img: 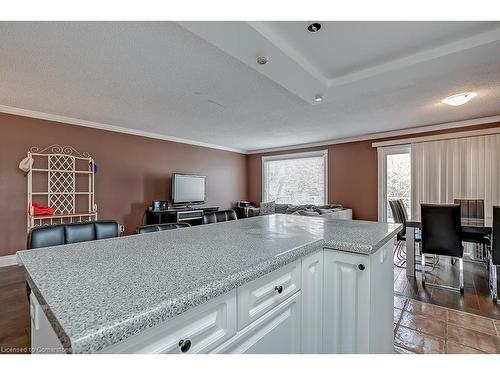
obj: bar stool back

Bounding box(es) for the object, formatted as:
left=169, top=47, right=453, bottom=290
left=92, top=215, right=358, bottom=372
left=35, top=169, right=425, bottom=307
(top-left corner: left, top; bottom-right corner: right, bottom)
left=491, top=206, right=500, bottom=303
left=421, top=204, right=464, bottom=294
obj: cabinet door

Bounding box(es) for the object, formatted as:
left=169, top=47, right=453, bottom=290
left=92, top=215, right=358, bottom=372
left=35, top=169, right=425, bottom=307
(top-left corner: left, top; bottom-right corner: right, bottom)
left=213, top=292, right=301, bottom=354
left=301, top=250, right=323, bottom=353
left=323, top=250, right=370, bottom=354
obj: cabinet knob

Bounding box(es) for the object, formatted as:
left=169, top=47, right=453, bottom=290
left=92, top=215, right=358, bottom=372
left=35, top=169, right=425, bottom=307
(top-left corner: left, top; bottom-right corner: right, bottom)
left=178, top=339, right=191, bottom=353
left=358, top=264, right=365, bottom=271
left=274, top=285, right=283, bottom=294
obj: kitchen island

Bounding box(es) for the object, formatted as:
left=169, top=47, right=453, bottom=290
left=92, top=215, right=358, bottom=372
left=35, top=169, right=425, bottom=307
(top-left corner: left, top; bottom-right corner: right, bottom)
left=17, top=214, right=401, bottom=354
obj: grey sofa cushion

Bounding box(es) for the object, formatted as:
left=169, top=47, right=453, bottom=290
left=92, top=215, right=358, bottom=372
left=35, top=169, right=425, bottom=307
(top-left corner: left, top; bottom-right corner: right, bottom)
left=267, top=203, right=345, bottom=216
left=275, top=203, right=289, bottom=214
left=298, top=210, right=320, bottom=216
left=315, top=203, right=342, bottom=210
left=286, top=204, right=313, bottom=214
left=259, top=201, right=276, bottom=216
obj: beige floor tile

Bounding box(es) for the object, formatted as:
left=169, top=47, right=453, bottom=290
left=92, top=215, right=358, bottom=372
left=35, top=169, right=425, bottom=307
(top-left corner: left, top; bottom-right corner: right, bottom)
left=447, top=309, right=497, bottom=336
left=494, top=320, right=500, bottom=336
left=446, top=341, right=487, bottom=354
left=399, top=310, right=446, bottom=338
left=394, top=345, right=415, bottom=354
left=405, top=299, right=447, bottom=322
left=394, top=326, right=445, bottom=354
left=447, top=324, right=500, bottom=354
left=394, top=295, right=406, bottom=309
left=394, top=308, right=402, bottom=325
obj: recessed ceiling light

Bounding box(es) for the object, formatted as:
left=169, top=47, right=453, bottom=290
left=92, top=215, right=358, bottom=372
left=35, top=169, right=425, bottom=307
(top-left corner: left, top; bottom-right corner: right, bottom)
left=256, top=56, right=268, bottom=65
left=307, top=23, right=322, bottom=33
left=313, top=94, right=323, bottom=103
left=442, top=92, right=477, bottom=106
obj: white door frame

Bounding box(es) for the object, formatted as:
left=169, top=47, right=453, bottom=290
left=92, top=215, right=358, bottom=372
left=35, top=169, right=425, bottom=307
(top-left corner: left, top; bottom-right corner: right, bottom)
left=377, top=144, right=411, bottom=222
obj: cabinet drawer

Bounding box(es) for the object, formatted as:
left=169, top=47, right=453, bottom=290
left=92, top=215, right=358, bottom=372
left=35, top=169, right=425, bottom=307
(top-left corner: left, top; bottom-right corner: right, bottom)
left=100, top=290, right=236, bottom=354
left=212, top=292, right=302, bottom=354
left=237, top=260, right=301, bottom=330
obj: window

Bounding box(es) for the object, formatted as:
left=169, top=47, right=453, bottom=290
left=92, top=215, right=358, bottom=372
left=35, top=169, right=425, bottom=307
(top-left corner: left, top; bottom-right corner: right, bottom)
left=377, top=145, right=411, bottom=222
left=262, top=150, right=328, bottom=205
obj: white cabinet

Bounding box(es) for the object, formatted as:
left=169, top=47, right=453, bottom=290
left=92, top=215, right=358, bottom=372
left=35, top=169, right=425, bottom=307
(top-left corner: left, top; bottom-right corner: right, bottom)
left=301, top=251, right=323, bottom=353
left=212, top=292, right=301, bottom=354
left=323, top=242, right=393, bottom=354
left=100, top=290, right=237, bottom=354
left=32, top=241, right=395, bottom=354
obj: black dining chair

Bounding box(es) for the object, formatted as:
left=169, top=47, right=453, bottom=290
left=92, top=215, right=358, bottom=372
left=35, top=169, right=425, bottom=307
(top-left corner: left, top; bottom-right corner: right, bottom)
left=389, top=199, right=421, bottom=267
left=202, top=210, right=237, bottom=224
left=137, top=222, right=190, bottom=234
left=421, top=204, right=464, bottom=294
left=453, top=199, right=490, bottom=251
left=490, top=206, right=500, bottom=303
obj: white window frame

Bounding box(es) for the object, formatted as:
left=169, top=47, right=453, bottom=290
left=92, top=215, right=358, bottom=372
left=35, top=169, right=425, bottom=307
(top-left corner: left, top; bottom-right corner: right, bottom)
left=377, top=144, right=411, bottom=222
left=261, top=150, right=328, bottom=205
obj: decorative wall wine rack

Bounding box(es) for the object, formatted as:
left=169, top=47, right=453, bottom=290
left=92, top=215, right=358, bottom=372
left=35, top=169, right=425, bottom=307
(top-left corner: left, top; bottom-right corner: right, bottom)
left=26, top=144, right=97, bottom=232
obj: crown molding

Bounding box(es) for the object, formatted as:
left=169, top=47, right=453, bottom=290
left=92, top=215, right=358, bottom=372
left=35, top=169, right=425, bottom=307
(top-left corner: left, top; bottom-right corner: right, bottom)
left=0, top=105, right=247, bottom=154
left=247, top=115, right=500, bottom=154
left=3, top=105, right=500, bottom=156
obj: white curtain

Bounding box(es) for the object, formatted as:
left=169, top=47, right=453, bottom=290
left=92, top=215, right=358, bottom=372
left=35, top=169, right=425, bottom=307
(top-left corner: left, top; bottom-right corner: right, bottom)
left=411, top=134, right=500, bottom=220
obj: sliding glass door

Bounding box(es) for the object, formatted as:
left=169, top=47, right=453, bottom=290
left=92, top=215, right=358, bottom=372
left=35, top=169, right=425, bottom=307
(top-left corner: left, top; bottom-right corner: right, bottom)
left=378, top=145, right=411, bottom=222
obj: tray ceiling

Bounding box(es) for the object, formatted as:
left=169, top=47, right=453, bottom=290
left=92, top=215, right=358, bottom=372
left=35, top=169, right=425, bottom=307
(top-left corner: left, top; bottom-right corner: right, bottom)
left=1, top=21, right=500, bottom=152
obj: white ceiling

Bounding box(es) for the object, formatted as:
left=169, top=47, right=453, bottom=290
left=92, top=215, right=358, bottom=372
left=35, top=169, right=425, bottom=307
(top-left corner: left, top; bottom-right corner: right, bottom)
left=1, top=21, right=500, bottom=153
left=262, top=21, right=498, bottom=79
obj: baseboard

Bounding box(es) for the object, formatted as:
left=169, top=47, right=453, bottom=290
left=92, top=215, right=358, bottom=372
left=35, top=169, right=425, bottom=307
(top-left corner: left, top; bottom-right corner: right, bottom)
left=0, top=254, right=18, bottom=267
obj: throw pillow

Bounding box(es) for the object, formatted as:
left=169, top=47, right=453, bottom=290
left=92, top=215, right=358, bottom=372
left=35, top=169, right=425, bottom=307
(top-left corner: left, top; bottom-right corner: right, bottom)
left=317, top=208, right=334, bottom=215
left=259, top=201, right=276, bottom=216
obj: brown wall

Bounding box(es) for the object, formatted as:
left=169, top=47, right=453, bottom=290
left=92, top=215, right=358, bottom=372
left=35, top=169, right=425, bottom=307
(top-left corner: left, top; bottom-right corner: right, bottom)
left=247, top=122, right=500, bottom=221
left=0, top=113, right=247, bottom=257
left=2, top=112, right=500, bottom=258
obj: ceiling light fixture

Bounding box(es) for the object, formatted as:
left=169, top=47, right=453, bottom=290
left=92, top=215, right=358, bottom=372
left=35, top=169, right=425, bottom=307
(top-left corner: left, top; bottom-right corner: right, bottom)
left=442, top=92, right=477, bottom=106
left=307, top=23, right=322, bottom=33
left=313, top=94, right=323, bottom=103
left=256, top=56, right=268, bottom=65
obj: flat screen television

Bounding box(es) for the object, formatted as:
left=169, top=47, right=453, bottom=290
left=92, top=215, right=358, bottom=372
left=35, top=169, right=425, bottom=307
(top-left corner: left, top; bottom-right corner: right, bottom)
left=171, top=173, right=206, bottom=205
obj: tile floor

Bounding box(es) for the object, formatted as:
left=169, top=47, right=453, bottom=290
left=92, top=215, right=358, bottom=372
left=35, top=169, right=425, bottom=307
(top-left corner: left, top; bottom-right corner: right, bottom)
left=394, top=247, right=500, bottom=320
left=393, top=295, right=500, bottom=354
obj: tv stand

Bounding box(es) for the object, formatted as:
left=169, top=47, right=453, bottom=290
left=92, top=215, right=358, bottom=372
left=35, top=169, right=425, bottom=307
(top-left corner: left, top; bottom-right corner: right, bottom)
left=145, top=206, right=219, bottom=226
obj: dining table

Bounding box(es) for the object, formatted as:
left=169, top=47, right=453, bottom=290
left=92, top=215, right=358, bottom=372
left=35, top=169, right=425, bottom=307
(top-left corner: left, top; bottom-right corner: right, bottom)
left=405, top=217, right=492, bottom=277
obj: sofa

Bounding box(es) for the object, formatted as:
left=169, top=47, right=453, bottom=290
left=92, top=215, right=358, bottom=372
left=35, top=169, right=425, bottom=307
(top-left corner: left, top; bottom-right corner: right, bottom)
left=250, top=202, right=352, bottom=220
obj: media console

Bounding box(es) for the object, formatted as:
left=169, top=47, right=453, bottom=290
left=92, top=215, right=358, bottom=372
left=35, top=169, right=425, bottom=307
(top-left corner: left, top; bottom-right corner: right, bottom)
left=145, top=206, right=219, bottom=226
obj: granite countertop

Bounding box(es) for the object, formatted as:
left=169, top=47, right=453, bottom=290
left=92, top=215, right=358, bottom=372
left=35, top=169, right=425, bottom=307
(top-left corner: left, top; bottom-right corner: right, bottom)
left=16, top=214, right=401, bottom=353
